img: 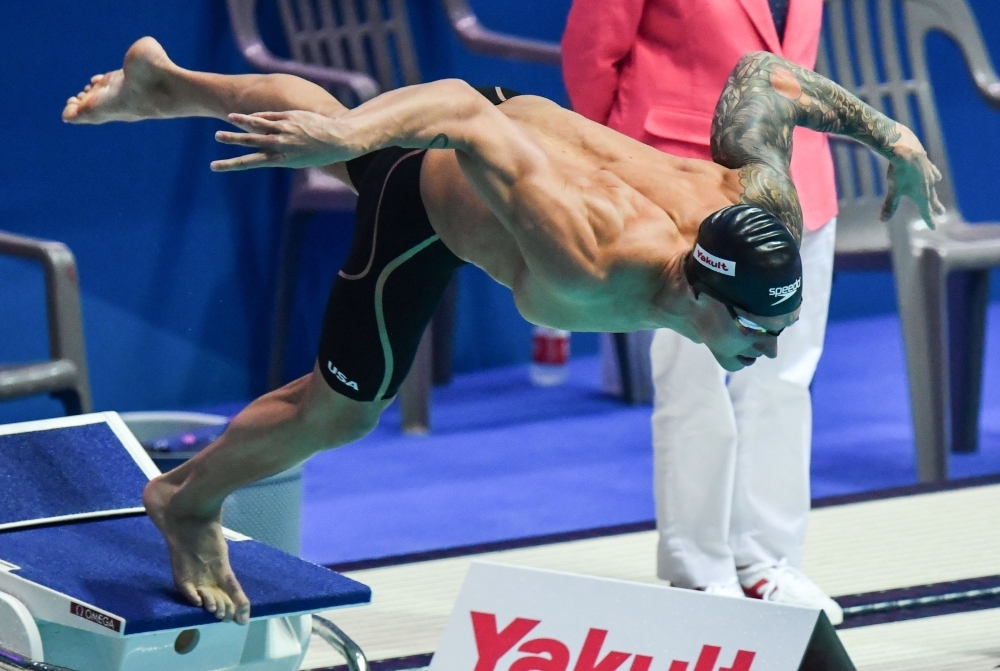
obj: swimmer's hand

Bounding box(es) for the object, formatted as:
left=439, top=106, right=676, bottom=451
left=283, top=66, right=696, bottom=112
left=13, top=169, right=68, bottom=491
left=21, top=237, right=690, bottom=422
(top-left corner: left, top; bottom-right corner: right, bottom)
left=880, top=125, right=946, bottom=229
left=211, top=111, right=353, bottom=171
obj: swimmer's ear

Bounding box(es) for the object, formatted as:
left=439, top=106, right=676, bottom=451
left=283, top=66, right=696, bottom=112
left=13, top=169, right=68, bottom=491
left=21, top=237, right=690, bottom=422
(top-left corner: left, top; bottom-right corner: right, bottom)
left=682, top=253, right=702, bottom=300
left=686, top=274, right=705, bottom=302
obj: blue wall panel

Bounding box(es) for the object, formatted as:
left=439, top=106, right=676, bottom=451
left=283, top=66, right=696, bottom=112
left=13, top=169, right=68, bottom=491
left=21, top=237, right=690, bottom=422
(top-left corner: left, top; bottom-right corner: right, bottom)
left=0, top=0, right=997, bottom=421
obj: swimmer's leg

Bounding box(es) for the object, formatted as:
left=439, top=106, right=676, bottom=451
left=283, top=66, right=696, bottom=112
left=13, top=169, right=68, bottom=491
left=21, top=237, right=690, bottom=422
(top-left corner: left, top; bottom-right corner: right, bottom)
left=63, top=36, right=354, bottom=184
left=68, top=37, right=385, bottom=624
left=143, top=363, right=390, bottom=625
left=62, top=36, right=347, bottom=123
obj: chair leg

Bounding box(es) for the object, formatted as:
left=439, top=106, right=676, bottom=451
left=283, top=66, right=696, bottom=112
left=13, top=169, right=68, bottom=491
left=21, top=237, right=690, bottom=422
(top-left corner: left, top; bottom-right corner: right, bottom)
left=399, top=326, right=433, bottom=435
left=897, top=248, right=950, bottom=482
left=58, top=377, right=93, bottom=415
left=612, top=333, right=635, bottom=405
left=431, top=275, right=459, bottom=386
left=72, top=374, right=93, bottom=414
left=948, top=270, right=989, bottom=454
left=889, top=215, right=950, bottom=483
left=612, top=331, right=654, bottom=405
left=74, top=378, right=92, bottom=414
left=51, top=388, right=83, bottom=416
left=268, top=211, right=309, bottom=391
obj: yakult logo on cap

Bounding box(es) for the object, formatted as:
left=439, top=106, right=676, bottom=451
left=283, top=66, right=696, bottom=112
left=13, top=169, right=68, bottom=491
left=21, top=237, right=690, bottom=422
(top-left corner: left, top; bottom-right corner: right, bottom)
left=769, top=277, right=801, bottom=305
left=694, top=244, right=736, bottom=276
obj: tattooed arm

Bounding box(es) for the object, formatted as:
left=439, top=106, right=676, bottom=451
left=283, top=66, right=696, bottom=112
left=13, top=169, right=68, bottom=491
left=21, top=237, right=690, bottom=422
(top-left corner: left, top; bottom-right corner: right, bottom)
left=711, top=51, right=945, bottom=237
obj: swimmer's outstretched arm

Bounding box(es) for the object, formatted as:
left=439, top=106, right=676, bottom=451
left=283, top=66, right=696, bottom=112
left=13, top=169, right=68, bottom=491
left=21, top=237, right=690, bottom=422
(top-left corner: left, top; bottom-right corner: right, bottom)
left=211, top=79, right=540, bottom=171
left=711, top=51, right=945, bottom=237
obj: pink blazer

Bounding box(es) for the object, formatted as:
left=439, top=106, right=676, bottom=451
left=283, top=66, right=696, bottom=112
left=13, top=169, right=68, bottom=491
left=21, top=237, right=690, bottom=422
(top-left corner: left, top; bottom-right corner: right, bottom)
left=562, top=0, right=837, bottom=231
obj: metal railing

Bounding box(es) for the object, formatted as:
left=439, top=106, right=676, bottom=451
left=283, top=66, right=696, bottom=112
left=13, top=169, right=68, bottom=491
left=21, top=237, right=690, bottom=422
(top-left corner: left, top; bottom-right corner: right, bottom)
left=0, top=644, right=74, bottom=671
left=313, top=615, right=369, bottom=671
left=440, top=0, right=561, bottom=64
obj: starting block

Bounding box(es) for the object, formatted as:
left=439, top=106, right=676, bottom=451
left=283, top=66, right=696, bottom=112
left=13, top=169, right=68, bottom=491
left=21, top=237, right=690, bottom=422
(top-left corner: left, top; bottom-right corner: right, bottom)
left=0, top=413, right=371, bottom=671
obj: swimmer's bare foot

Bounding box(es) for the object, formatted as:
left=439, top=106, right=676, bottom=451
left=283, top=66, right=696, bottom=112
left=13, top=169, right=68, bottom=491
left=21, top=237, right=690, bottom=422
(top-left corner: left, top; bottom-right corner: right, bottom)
left=63, top=37, right=176, bottom=124
left=143, top=476, right=251, bottom=625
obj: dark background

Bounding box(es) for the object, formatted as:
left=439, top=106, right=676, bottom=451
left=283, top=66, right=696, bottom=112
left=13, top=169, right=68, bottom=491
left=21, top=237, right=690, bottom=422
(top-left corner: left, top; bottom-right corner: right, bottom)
left=1, top=0, right=999, bottom=421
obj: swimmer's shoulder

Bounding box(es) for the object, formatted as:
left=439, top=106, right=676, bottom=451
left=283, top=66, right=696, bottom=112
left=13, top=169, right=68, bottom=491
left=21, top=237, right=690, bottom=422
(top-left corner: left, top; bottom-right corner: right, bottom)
left=498, top=94, right=565, bottom=119
left=500, top=95, right=613, bottom=152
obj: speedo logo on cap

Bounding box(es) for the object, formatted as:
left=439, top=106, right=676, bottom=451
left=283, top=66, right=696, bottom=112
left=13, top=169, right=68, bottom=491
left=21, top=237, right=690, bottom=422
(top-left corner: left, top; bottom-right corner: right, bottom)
left=769, top=277, right=802, bottom=305
left=693, top=244, right=736, bottom=276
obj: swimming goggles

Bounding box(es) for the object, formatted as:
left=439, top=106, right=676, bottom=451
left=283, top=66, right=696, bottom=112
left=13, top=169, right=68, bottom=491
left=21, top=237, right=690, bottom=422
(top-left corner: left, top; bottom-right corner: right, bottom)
left=727, top=305, right=784, bottom=337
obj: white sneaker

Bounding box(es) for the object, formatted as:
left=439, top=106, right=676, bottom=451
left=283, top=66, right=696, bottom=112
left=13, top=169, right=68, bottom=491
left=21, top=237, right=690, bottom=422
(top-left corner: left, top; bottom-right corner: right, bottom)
left=738, top=559, right=844, bottom=625
left=700, top=577, right=747, bottom=599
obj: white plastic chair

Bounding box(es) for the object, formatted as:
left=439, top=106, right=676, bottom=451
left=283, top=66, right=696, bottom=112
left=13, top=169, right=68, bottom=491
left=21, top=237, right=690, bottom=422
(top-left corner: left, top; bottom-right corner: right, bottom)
left=817, top=0, right=1000, bottom=481
left=0, top=231, right=92, bottom=415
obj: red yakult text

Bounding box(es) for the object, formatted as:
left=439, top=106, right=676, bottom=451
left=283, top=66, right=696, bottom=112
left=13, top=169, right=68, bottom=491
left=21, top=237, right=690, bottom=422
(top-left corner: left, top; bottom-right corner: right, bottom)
left=470, top=612, right=755, bottom=671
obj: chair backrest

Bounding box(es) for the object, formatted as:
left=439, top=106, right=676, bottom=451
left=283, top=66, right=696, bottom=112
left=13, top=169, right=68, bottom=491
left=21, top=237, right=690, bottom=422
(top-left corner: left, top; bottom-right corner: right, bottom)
left=272, top=0, right=422, bottom=94
left=816, top=0, right=996, bottom=264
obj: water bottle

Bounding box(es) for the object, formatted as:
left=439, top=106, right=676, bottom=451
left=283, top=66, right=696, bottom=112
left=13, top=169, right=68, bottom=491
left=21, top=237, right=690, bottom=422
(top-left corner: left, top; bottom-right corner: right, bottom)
left=530, top=326, right=571, bottom=386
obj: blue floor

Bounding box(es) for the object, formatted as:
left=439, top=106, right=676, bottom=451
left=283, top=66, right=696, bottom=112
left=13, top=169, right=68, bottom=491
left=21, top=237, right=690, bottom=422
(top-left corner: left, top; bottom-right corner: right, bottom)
left=299, top=307, right=1000, bottom=566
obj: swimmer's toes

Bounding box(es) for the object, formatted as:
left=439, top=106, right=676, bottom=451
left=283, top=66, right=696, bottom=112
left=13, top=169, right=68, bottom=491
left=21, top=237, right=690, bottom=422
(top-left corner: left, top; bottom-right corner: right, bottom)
left=179, top=582, right=203, bottom=607
left=225, top=578, right=251, bottom=625
left=235, top=602, right=251, bottom=626
left=65, top=39, right=175, bottom=124
left=197, top=587, right=217, bottom=615
left=214, top=593, right=231, bottom=621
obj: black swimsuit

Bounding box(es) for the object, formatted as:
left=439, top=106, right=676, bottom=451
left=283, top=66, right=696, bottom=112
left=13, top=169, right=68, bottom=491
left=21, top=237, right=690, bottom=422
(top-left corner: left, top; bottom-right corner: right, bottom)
left=316, top=86, right=522, bottom=401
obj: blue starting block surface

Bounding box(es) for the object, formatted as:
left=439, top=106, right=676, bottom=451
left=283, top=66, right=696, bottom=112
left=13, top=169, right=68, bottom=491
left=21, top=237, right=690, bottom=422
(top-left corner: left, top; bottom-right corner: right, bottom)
left=0, top=422, right=150, bottom=528
left=0, top=413, right=372, bottom=635
left=0, top=515, right=371, bottom=634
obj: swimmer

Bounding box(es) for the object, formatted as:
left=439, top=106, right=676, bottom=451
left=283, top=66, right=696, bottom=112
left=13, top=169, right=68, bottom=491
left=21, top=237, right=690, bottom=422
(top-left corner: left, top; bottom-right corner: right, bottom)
left=64, top=37, right=943, bottom=625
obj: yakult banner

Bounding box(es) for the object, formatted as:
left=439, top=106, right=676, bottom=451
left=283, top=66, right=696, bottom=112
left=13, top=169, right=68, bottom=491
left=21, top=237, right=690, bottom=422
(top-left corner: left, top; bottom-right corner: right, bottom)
left=430, top=562, right=854, bottom=671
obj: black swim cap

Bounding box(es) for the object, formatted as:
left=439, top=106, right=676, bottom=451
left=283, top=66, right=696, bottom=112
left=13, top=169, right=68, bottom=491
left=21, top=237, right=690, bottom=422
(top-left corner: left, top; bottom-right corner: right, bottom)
left=684, top=205, right=802, bottom=317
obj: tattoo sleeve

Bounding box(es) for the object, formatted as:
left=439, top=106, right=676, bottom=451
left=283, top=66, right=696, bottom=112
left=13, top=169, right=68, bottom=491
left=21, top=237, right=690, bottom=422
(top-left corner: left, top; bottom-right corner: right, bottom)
left=711, top=51, right=903, bottom=239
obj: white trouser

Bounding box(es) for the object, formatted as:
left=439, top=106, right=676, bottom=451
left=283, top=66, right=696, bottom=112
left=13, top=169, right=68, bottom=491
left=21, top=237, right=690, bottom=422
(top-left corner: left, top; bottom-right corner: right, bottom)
left=650, top=219, right=836, bottom=588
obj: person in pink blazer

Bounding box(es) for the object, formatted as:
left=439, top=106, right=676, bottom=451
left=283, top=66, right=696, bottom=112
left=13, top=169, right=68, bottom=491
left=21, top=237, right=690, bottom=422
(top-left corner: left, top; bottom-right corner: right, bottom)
left=563, top=0, right=843, bottom=623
